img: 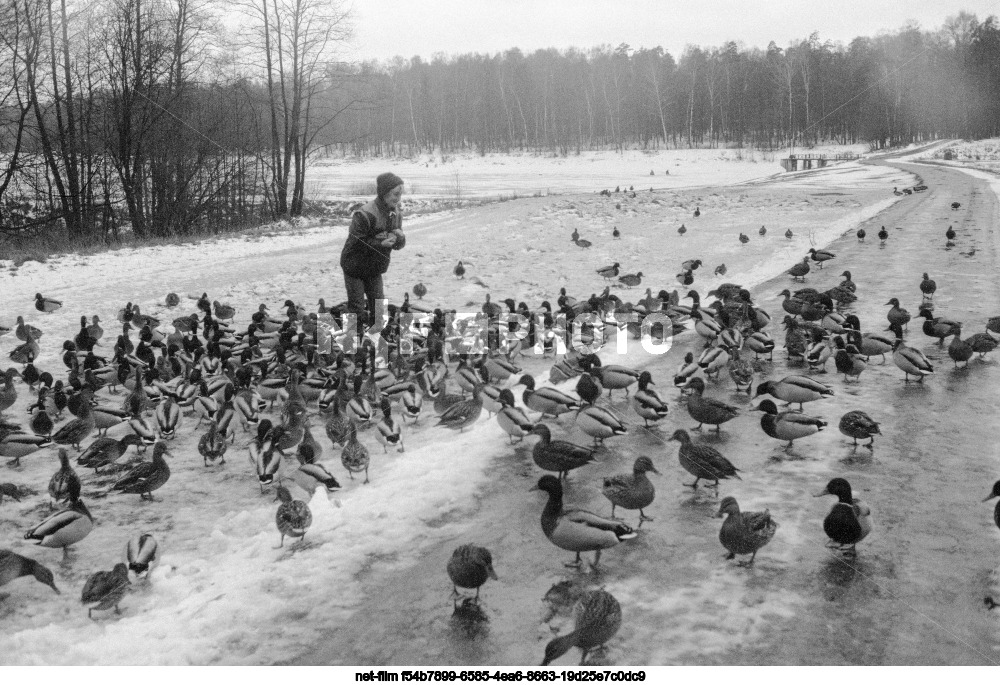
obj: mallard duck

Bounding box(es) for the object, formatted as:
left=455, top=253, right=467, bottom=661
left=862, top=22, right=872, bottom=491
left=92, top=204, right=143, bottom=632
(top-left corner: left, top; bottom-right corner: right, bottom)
left=838, top=270, right=857, bottom=293
left=341, top=421, right=370, bottom=483
left=52, top=399, right=96, bottom=450
left=15, top=316, right=43, bottom=341
left=808, top=248, right=835, bottom=268
left=919, top=273, right=937, bottom=300
left=436, top=384, right=483, bottom=432
left=983, top=481, right=1000, bottom=532
left=375, top=398, right=404, bottom=452
left=298, top=420, right=322, bottom=463
left=716, top=496, right=777, bottom=565
left=890, top=324, right=934, bottom=382
left=516, top=374, right=581, bottom=417
left=49, top=448, right=82, bottom=508
left=966, top=332, right=998, bottom=358
left=752, top=399, right=826, bottom=448
left=726, top=348, right=754, bottom=394
left=447, top=544, right=498, bottom=601
left=745, top=331, right=775, bottom=360
left=0, top=432, right=52, bottom=465
left=112, top=442, right=171, bottom=499
left=885, top=298, right=911, bottom=330
left=24, top=496, right=94, bottom=557
left=618, top=272, right=642, bottom=288
left=630, top=371, right=668, bottom=427
left=495, top=389, right=535, bottom=444
left=856, top=227, right=866, bottom=242
left=784, top=228, right=794, bottom=239
left=673, top=352, right=703, bottom=387
left=154, top=396, right=181, bottom=439
left=683, top=377, right=739, bottom=431
left=596, top=262, right=621, bottom=280
left=529, top=424, right=596, bottom=479
left=9, top=337, right=40, bottom=365
left=275, top=485, right=312, bottom=547
left=128, top=409, right=157, bottom=448
left=413, top=282, right=428, bottom=299
left=533, top=475, right=636, bottom=569
left=787, top=257, right=810, bottom=282
left=0, top=550, right=59, bottom=593
left=125, top=533, right=158, bottom=577
left=0, top=368, right=21, bottom=417
left=754, top=375, right=832, bottom=411
left=542, top=589, right=622, bottom=666
left=81, top=563, right=130, bottom=618
left=35, top=292, right=62, bottom=313
left=833, top=339, right=866, bottom=381
left=454, top=261, right=466, bottom=279
left=251, top=422, right=280, bottom=491
left=29, top=394, right=54, bottom=438
left=290, top=460, right=341, bottom=494
left=814, top=477, right=871, bottom=556
left=806, top=330, right=834, bottom=371
left=838, top=410, right=880, bottom=448
left=946, top=225, right=956, bottom=240
left=325, top=394, right=352, bottom=447
left=574, top=404, right=626, bottom=446
left=483, top=354, right=522, bottom=384
left=602, top=456, right=658, bottom=524
left=198, top=419, right=227, bottom=466
left=919, top=308, right=960, bottom=344
left=669, top=428, right=740, bottom=488
left=588, top=362, right=640, bottom=398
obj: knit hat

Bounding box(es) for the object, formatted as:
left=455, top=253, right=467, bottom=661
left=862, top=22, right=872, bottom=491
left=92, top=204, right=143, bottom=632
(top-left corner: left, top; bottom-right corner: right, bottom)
left=376, top=172, right=404, bottom=199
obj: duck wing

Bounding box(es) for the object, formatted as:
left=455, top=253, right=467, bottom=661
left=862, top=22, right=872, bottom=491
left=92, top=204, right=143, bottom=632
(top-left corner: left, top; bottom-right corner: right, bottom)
left=562, top=508, right=637, bottom=539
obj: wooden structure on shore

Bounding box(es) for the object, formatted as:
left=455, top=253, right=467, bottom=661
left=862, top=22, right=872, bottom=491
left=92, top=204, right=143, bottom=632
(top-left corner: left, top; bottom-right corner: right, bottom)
left=780, top=153, right=859, bottom=172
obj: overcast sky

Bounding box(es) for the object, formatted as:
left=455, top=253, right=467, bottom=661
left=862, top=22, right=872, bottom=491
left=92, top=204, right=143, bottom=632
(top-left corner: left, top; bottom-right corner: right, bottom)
left=343, top=0, right=998, bottom=63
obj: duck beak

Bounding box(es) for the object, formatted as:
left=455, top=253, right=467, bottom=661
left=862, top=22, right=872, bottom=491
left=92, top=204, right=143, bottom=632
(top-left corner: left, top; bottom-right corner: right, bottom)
left=812, top=488, right=830, bottom=497
left=528, top=485, right=539, bottom=492
left=749, top=405, right=762, bottom=412
left=714, top=510, right=724, bottom=518
left=984, top=494, right=997, bottom=503
left=487, top=566, right=498, bottom=581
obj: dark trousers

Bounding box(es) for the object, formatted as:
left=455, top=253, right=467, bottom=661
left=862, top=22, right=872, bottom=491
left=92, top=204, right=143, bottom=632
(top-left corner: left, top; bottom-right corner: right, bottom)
left=344, top=271, right=384, bottom=327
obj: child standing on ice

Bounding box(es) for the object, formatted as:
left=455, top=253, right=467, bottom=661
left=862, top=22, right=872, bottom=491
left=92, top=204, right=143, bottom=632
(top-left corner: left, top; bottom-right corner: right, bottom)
left=340, top=172, right=407, bottom=334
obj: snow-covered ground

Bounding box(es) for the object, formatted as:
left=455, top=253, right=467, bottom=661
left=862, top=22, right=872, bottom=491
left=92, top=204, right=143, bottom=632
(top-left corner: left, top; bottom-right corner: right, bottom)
left=0, top=143, right=984, bottom=665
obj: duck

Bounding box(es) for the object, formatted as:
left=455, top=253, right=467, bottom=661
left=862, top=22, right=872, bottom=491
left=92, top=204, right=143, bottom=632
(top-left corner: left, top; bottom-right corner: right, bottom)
left=630, top=371, right=668, bottom=427
left=35, top=292, right=62, bottom=313
left=948, top=328, right=974, bottom=367
left=533, top=475, right=636, bottom=569
left=29, top=394, right=54, bottom=438
left=436, top=384, right=484, bottom=432
left=125, top=533, right=158, bottom=577
left=0, top=550, right=60, bottom=594
left=885, top=298, right=911, bottom=330
left=596, top=263, right=621, bottom=281
left=51, top=398, right=96, bottom=450
left=413, top=282, right=428, bottom=299
left=806, top=330, right=834, bottom=371
left=668, top=428, right=740, bottom=489
left=966, top=331, right=998, bottom=358
left=341, top=421, right=371, bottom=483
left=752, top=399, right=826, bottom=448
left=808, top=248, right=835, bottom=268
left=714, top=263, right=727, bottom=276
left=49, top=448, right=82, bottom=508
left=541, top=589, right=622, bottom=666
left=198, top=419, right=227, bottom=466
left=946, top=225, right=956, bottom=240
left=889, top=323, right=934, bottom=382
left=155, top=396, right=181, bottom=439
left=833, top=339, right=867, bottom=381
left=81, top=563, right=130, bottom=618
left=15, top=316, right=43, bottom=341
left=738, top=232, right=749, bottom=245
left=683, top=377, right=739, bottom=432
left=529, top=424, right=596, bottom=479
left=745, top=331, right=775, bottom=360
left=754, top=375, right=833, bottom=411
left=602, top=456, right=658, bottom=525
left=24, top=496, right=94, bottom=557
left=856, top=227, right=866, bottom=242
left=447, top=544, right=498, bottom=601
left=920, top=273, right=937, bottom=300
left=838, top=410, right=880, bottom=448
left=112, top=442, right=171, bottom=499
left=716, top=496, right=778, bottom=566
left=251, top=422, right=281, bottom=491
left=982, top=480, right=1000, bottom=532
left=678, top=224, right=687, bottom=236
left=694, top=206, right=701, bottom=217
left=877, top=226, right=889, bottom=244
left=454, top=261, right=466, bottom=279
left=784, top=228, right=794, bottom=239
left=0, top=367, right=20, bottom=413
left=290, top=459, right=342, bottom=494
left=574, top=404, right=627, bottom=446
left=495, top=389, right=535, bottom=444
left=726, top=348, right=755, bottom=394
left=586, top=360, right=641, bottom=398
left=612, top=226, right=621, bottom=239
left=919, top=307, right=961, bottom=344
left=516, top=374, right=581, bottom=418
left=814, top=477, right=871, bottom=556
left=274, top=485, right=313, bottom=548
left=9, top=338, right=40, bottom=365
left=0, top=432, right=53, bottom=466
left=618, top=272, right=642, bottom=288
left=375, top=398, right=404, bottom=452
left=787, top=257, right=810, bottom=282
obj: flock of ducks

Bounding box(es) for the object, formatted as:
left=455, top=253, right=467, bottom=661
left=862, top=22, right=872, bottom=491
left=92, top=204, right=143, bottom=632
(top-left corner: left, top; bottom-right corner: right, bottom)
left=1, top=188, right=998, bottom=665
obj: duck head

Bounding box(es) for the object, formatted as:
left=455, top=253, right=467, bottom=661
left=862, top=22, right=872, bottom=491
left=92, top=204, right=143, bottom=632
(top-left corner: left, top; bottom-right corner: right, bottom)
left=753, top=380, right=777, bottom=398
left=984, top=480, right=1000, bottom=503
left=683, top=377, right=706, bottom=396
left=667, top=428, right=691, bottom=444
left=715, top=495, right=740, bottom=518
left=515, top=374, right=536, bottom=390
left=750, top=399, right=779, bottom=414
left=814, top=477, right=854, bottom=502
left=885, top=298, right=901, bottom=307
left=633, top=455, right=659, bottom=475
left=531, top=474, right=562, bottom=495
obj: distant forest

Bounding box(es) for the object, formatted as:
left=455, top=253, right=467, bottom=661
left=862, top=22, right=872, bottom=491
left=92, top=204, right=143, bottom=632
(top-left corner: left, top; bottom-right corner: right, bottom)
left=0, top=2, right=997, bottom=243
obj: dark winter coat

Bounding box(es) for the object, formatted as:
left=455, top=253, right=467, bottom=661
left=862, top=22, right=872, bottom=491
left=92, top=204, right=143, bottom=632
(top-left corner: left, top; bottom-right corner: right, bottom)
left=340, top=198, right=405, bottom=278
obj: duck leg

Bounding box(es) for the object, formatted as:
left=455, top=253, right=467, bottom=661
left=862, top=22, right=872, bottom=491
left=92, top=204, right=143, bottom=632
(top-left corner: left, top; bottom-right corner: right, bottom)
left=564, top=552, right=583, bottom=569
left=639, top=509, right=653, bottom=523
left=591, top=549, right=603, bottom=570
left=684, top=477, right=701, bottom=489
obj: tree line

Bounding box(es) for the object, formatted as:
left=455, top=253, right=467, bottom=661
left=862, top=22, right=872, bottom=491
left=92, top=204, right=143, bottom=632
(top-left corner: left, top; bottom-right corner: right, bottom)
left=0, top=5, right=998, bottom=244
